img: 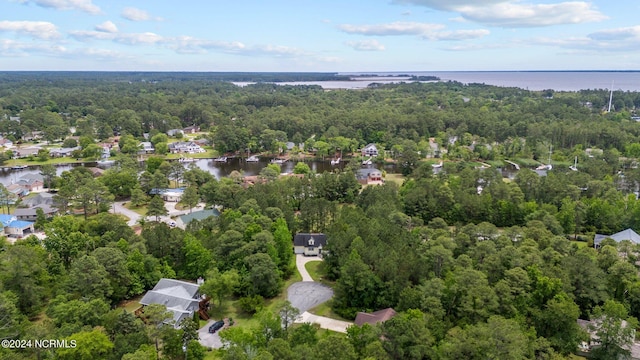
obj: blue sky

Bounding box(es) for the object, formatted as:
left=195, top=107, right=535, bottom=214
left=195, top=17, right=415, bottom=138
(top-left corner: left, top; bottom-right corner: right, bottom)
left=0, top=0, right=638, bottom=71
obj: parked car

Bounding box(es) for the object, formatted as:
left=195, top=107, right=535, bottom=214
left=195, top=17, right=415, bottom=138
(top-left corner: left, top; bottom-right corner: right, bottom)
left=208, top=320, right=224, bottom=333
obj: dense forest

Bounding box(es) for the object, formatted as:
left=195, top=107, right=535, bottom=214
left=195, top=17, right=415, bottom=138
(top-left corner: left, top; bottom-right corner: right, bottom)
left=2, top=73, right=640, bottom=359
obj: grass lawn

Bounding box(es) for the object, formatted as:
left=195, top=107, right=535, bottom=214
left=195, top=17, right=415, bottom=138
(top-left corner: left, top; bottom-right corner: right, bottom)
left=571, top=240, right=589, bottom=249
left=124, top=202, right=148, bottom=216
left=384, top=173, right=405, bottom=186
left=304, top=261, right=334, bottom=288
left=117, top=294, right=144, bottom=313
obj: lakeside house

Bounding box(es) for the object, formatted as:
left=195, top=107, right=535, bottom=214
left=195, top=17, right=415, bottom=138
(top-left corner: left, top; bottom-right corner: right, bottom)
left=167, top=129, right=184, bottom=137
left=49, top=146, right=80, bottom=158
left=168, top=141, right=205, bottom=154
left=12, top=147, right=41, bottom=159
left=183, top=125, right=200, bottom=134
left=293, top=233, right=327, bottom=257
left=356, top=168, right=383, bottom=186
left=150, top=188, right=184, bottom=202
left=361, top=143, right=379, bottom=157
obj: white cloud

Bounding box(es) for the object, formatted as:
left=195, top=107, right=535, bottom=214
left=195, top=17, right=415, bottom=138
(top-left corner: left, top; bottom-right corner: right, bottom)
left=345, top=39, right=386, bottom=51
left=0, top=20, right=60, bottom=39
left=339, top=21, right=443, bottom=36
left=95, top=21, right=118, bottom=33
left=114, top=32, right=164, bottom=45
left=18, top=0, right=101, bottom=15
left=69, top=30, right=116, bottom=41
left=425, top=29, right=490, bottom=40
left=393, top=0, right=607, bottom=27
left=588, top=26, right=640, bottom=41
left=0, top=38, right=67, bottom=56
left=121, top=7, right=162, bottom=21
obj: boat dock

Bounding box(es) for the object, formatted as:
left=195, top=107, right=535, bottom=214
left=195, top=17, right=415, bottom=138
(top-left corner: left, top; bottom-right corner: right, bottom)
left=505, top=160, right=520, bottom=170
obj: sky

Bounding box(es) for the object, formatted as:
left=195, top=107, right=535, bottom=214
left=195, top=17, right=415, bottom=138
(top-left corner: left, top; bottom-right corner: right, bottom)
left=0, top=0, right=639, bottom=72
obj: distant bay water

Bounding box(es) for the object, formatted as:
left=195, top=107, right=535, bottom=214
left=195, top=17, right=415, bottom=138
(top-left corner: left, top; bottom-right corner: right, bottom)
left=342, top=71, right=640, bottom=92
left=233, top=71, right=640, bottom=92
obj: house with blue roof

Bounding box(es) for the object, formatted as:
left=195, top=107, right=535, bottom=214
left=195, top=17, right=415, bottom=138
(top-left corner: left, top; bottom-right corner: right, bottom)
left=0, top=214, right=34, bottom=238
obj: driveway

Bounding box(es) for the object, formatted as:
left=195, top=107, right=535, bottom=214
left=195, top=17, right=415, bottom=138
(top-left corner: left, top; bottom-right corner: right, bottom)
left=288, top=282, right=334, bottom=313
left=111, top=201, right=141, bottom=226
left=296, top=254, right=321, bottom=282
left=287, top=254, right=353, bottom=333
left=197, top=319, right=224, bottom=349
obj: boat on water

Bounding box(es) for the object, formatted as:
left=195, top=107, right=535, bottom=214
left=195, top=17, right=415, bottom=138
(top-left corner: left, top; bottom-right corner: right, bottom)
left=213, top=156, right=228, bottom=163
left=536, top=145, right=553, bottom=171
left=569, top=156, right=578, bottom=171
left=246, top=155, right=260, bottom=162
left=331, top=157, right=341, bottom=165
left=362, top=160, right=372, bottom=165
left=96, top=159, right=115, bottom=168
left=10, top=165, right=28, bottom=170
left=271, top=158, right=286, bottom=164
left=432, top=161, right=443, bottom=168
left=179, top=157, right=195, bottom=163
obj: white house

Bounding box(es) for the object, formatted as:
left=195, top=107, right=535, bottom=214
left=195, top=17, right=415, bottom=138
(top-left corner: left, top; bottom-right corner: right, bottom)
left=361, top=143, right=379, bottom=157
left=293, top=233, right=327, bottom=256
left=139, top=142, right=155, bottom=154
left=168, top=141, right=204, bottom=154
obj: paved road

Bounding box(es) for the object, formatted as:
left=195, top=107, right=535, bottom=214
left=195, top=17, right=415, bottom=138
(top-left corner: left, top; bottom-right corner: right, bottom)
left=288, top=254, right=353, bottom=333
left=112, top=201, right=141, bottom=226
left=296, top=253, right=322, bottom=282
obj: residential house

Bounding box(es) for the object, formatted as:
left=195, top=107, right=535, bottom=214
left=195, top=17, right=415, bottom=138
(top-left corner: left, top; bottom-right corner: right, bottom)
left=183, top=125, right=200, bottom=134
left=22, top=192, right=55, bottom=207
left=577, top=318, right=640, bottom=359
left=7, top=184, right=28, bottom=198
left=354, top=308, right=397, bottom=327
left=0, top=138, right=13, bottom=148
left=167, top=129, right=184, bottom=137
left=356, top=168, right=383, bottom=185
left=593, top=228, right=640, bottom=249
left=139, top=278, right=207, bottom=327
left=293, top=233, right=327, bottom=257
left=13, top=204, right=56, bottom=221
left=49, top=146, right=80, bottom=158
left=361, top=143, right=379, bottom=157
left=22, top=131, right=43, bottom=142
left=149, top=188, right=184, bottom=202
left=427, top=138, right=440, bottom=158
left=139, top=142, right=155, bottom=154
left=168, top=141, right=204, bottom=154
left=0, top=214, right=34, bottom=238
left=16, top=177, right=44, bottom=192
left=12, top=147, right=41, bottom=159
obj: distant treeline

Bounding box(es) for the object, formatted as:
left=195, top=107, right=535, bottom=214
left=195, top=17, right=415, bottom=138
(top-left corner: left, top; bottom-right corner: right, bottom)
left=0, top=71, right=355, bottom=83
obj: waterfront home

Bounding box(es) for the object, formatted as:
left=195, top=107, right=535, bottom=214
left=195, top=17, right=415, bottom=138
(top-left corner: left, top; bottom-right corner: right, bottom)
left=12, top=146, right=41, bottom=159
left=49, top=146, right=80, bottom=158
left=168, top=141, right=205, bottom=154
left=356, top=168, right=383, bottom=185
left=16, top=178, right=43, bottom=192
left=0, top=138, right=13, bottom=148
left=361, top=143, right=379, bottom=157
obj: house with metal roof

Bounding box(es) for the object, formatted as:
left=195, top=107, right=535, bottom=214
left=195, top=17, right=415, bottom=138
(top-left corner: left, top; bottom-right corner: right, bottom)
left=139, top=278, right=204, bottom=328
left=594, top=228, right=640, bottom=248
left=0, top=214, right=34, bottom=238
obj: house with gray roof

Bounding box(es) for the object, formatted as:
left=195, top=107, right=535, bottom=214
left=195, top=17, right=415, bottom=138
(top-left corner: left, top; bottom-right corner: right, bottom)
left=14, top=204, right=56, bottom=221
left=594, top=228, right=640, bottom=249
left=139, top=278, right=203, bottom=328
left=293, top=233, right=327, bottom=256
